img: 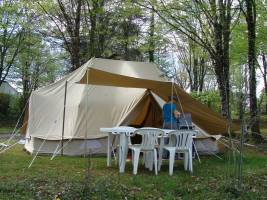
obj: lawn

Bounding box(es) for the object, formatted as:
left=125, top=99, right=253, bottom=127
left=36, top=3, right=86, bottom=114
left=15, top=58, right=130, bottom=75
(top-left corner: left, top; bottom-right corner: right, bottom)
left=0, top=144, right=267, bottom=200
left=0, top=127, right=14, bottom=134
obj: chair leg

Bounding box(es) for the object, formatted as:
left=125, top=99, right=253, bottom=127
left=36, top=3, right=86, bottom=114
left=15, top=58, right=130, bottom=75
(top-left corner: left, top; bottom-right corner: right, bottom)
left=158, top=148, right=163, bottom=171
left=169, top=150, right=175, bottom=176
left=154, top=149, right=158, bottom=175
left=131, top=149, right=134, bottom=165
left=148, top=152, right=153, bottom=171
left=133, top=149, right=140, bottom=175
left=188, top=149, right=193, bottom=173
left=184, top=152, right=188, bottom=171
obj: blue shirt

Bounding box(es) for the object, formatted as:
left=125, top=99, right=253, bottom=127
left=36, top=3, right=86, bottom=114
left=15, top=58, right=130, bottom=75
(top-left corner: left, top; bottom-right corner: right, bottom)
left=163, top=103, right=177, bottom=123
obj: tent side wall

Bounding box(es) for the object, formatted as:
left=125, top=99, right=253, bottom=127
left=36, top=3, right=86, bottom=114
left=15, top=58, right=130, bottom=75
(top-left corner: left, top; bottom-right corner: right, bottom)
left=25, top=137, right=108, bottom=155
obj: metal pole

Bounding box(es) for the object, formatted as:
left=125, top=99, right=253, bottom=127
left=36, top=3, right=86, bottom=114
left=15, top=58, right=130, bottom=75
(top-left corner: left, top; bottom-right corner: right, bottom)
left=61, top=81, right=68, bottom=156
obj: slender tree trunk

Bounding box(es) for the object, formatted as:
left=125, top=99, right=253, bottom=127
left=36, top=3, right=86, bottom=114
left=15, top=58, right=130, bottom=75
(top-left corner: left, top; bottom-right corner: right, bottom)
left=123, top=20, right=130, bottom=60
left=192, top=57, right=198, bottom=91
left=262, top=54, right=267, bottom=113
left=89, top=1, right=97, bottom=58
left=246, top=0, right=261, bottom=141
left=199, top=57, right=205, bottom=92
left=22, top=61, right=31, bottom=108
left=149, top=9, right=155, bottom=62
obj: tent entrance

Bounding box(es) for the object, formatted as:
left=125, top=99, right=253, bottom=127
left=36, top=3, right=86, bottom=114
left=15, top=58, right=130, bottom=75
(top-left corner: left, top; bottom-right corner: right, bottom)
left=120, top=90, right=163, bottom=128
left=120, top=90, right=163, bottom=144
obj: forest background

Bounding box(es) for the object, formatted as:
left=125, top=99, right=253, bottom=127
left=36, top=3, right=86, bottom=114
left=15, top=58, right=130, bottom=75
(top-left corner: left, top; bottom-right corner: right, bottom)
left=0, top=0, right=267, bottom=142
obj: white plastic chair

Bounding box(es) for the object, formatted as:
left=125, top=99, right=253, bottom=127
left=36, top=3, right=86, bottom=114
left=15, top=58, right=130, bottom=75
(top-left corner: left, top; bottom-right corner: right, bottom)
left=161, top=130, right=194, bottom=175
left=129, top=128, right=164, bottom=175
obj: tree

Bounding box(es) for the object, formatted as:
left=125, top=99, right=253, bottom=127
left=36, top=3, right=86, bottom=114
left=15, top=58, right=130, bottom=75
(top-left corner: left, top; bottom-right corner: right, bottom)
left=0, top=0, right=25, bottom=86
left=10, top=32, right=60, bottom=107
left=138, top=0, right=240, bottom=119
left=36, top=0, right=82, bottom=71
left=240, top=0, right=262, bottom=141
left=172, top=34, right=209, bottom=92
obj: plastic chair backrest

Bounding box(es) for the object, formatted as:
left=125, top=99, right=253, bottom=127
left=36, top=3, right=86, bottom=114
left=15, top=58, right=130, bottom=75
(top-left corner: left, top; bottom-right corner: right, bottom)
left=134, top=128, right=164, bottom=149
left=168, top=130, right=194, bottom=149
left=178, top=113, right=193, bottom=129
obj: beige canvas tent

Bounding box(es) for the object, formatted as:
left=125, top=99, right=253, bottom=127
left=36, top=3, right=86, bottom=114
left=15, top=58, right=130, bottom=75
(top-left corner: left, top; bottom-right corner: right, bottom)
left=24, top=58, right=236, bottom=155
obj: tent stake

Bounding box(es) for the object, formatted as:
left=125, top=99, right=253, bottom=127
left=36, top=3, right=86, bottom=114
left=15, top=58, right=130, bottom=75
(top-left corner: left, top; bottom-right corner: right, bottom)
left=61, top=81, right=68, bottom=156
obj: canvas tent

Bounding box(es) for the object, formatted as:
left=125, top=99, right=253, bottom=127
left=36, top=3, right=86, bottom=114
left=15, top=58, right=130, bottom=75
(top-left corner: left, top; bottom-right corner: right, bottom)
left=24, top=58, right=236, bottom=155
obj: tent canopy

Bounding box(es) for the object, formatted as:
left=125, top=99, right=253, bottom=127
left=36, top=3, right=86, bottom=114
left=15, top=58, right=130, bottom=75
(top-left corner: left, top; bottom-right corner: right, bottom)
left=79, top=67, right=235, bottom=134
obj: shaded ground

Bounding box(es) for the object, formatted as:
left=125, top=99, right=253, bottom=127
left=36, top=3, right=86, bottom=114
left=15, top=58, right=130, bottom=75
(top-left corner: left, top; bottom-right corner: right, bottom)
left=0, top=133, right=22, bottom=140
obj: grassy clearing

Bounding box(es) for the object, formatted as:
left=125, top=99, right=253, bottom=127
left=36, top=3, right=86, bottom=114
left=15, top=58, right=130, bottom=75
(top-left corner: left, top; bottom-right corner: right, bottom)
left=0, top=144, right=267, bottom=200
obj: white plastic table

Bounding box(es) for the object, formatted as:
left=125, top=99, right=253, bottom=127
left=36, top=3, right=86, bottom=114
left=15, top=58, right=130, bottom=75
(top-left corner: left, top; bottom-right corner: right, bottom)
left=100, top=126, right=137, bottom=173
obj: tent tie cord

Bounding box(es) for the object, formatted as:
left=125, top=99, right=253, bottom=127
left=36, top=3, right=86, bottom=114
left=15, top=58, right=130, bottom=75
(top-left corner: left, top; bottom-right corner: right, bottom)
left=0, top=121, right=28, bottom=152
left=0, top=97, right=30, bottom=150
left=28, top=108, right=64, bottom=168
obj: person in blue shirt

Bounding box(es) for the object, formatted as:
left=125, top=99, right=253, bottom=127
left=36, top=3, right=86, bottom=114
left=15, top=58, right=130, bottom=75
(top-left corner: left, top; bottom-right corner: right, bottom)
left=163, top=95, right=181, bottom=129
left=162, top=95, right=181, bottom=159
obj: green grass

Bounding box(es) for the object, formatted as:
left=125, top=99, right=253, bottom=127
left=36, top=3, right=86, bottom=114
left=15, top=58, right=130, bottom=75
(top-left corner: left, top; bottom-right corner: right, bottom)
left=0, top=144, right=267, bottom=200
left=0, top=127, right=14, bottom=134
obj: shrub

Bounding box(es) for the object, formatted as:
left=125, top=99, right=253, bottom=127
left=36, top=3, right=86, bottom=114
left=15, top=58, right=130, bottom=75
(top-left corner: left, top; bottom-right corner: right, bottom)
left=0, top=93, right=21, bottom=126
left=191, top=91, right=221, bottom=113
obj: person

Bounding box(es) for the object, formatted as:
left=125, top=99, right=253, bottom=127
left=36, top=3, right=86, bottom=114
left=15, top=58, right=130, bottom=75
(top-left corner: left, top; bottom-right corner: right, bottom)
left=162, top=95, right=181, bottom=129
left=162, top=95, right=180, bottom=159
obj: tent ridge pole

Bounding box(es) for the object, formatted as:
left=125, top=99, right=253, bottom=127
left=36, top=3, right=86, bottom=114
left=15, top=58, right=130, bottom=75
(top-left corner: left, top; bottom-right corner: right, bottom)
left=61, top=81, right=68, bottom=156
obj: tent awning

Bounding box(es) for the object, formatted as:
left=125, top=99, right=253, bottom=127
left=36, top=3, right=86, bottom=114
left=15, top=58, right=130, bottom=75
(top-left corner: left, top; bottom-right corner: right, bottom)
left=79, top=68, right=239, bottom=135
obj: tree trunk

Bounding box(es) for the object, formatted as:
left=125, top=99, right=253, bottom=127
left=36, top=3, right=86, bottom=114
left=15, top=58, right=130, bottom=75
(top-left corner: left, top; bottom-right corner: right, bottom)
left=192, top=57, right=198, bottom=91
left=246, top=0, right=262, bottom=141
left=212, top=0, right=231, bottom=119
left=262, top=54, right=267, bottom=113
left=149, top=9, right=155, bottom=62
left=199, top=57, right=205, bottom=92
left=214, top=58, right=230, bottom=118
left=57, top=0, right=82, bottom=71
left=89, top=1, right=97, bottom=58
left=22, top=61, right=31, bottom=108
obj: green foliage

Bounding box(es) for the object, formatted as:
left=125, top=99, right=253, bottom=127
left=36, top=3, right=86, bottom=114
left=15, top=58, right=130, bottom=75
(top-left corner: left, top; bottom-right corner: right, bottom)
left=258, top=91, right=267, bottom=113
left=0, top=0, right=27, bottom=83
left=0, top=93, right=11, bottom=117
left=0, top=93, right=20, bottom=126
left=191, top=91, right=221, bottom=113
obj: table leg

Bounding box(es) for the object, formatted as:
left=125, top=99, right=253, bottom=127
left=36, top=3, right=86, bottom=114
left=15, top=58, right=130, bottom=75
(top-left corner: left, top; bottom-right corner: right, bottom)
left=158, top=137, right=164, bottom=171
left=107, top=133, right=112, bottom=167
left=119, top=133, right=127, bottom=173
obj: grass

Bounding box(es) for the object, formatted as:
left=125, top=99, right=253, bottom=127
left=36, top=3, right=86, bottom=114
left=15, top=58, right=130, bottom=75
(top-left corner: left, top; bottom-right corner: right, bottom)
left=0, top=127, right=14, bottom=134
left=0, top=144, right=267, bottom=200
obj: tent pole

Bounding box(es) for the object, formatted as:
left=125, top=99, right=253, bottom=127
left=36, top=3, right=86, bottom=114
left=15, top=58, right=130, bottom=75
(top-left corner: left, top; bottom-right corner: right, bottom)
left=61, top=81, right=68, bottom=156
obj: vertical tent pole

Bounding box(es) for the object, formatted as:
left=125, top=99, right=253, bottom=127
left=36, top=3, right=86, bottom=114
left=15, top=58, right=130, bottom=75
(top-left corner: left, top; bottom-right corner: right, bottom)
left=84, top=69, right=88, bottom=158
left=61, top=81, right=68, bottom=156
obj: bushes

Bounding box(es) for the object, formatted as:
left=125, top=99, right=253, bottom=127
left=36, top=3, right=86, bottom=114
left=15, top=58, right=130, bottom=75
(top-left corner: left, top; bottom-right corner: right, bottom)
left=0, top=93, right=21, bottom=126
left=191, top=91, right=221, bottom=113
